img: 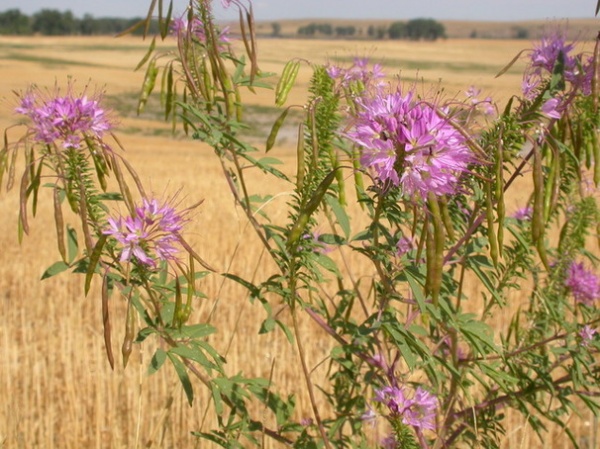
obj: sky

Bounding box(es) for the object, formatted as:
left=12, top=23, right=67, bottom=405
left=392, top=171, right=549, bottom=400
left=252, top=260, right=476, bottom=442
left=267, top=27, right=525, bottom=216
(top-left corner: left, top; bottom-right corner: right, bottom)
left=0, top=0, right=598, bottom=22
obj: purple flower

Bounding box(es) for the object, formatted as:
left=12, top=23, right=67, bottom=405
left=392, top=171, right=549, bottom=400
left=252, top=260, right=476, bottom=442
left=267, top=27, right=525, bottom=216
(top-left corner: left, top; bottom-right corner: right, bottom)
left=374, top=385, right=437, bottom=431
left=522, top=32, right=593, bottom=98
left=402, top=387, right=437, bottom=431
left=512, top=206, right=533, bottom=220
left=381, top=434, right=398, bottom=449
left=347, top=88, right=477, bottom=199
left=396, top=236, right=414, bottom=257
left=565, top=262, right=600, bottom=305
left=579, top=325, right=597, bottom=347
left=326, top=57, right=386, bottom=95
left=104, top=198, right=188, bottom=267
left=170, top=13, right=230, bottom=44
left=541, top=97, right=562, bottom=119
left=15, top=84, right=112, bottom=149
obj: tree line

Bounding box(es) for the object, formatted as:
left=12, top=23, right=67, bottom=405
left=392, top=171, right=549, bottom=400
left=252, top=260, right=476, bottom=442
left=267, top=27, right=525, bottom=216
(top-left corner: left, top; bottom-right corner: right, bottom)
left=0, top=8, right=158, bottom=35
left=294, top=18, right=446, bottom=41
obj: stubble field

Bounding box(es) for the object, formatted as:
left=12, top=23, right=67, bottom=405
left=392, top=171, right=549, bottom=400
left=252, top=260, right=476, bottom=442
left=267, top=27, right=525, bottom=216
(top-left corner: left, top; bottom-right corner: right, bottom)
left=0, top=34, right=597, bottom=448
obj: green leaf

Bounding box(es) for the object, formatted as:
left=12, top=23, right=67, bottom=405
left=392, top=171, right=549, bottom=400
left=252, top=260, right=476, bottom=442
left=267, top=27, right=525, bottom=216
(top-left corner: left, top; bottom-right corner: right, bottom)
left=170, top=345, right=216, bottom=371
left=259, top=317, right=276, bottom=334
left=167, top=352, right=194, bottom=406
left=148, top=348, right=167, bottom=375
left=312, top=252, right=341, bottom=278
left=66, top=226, right=78, bottom=264
left=41, top=261, right=70, bottom=280
left=325, top=194, right=350, bottom=239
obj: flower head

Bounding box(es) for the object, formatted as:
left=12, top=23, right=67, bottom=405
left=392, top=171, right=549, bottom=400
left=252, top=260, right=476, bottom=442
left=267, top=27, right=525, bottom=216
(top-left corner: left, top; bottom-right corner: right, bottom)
left=15, top=84, right=112, bottom=149
left=512, top=206, right=533, bottom=220
left=347, top=88, right=477, bottom=199
left=104, top=198, right=189, bottom=267
left=579, top=325, right=597, bottom=347
left=565, top=262, right=600, bottom=305
left=374, top=385, right=437, bottom=431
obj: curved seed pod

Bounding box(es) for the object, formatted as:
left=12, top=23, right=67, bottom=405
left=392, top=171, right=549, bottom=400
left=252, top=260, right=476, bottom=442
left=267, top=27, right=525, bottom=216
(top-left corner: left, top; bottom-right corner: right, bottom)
left=122, top=297, right=135, bottom=368
left=594, top=125, right=600, bottom=187
left=485, top=181, right=499, bottom=268
left=296, top=122, right=305, bottom=192
left=137, top=58, right=159, bottom=115
left=53, top=187, right=66, bottom=262
left=266, top=108, right=290, bottom=152
left=544, top=149, right=560, bottom=222
left=427, top=194, right=445, bottom=306
left=438, top=195, right=455, bottom=241
left=173, top=276, right=183, bottom=328
left=531, top=143, right=544, bottom=244
left=532, top=143, right=549, bottom=268
left=102, top=272, right=114, bottom=370
left=495, top=146, right=505, bottom=256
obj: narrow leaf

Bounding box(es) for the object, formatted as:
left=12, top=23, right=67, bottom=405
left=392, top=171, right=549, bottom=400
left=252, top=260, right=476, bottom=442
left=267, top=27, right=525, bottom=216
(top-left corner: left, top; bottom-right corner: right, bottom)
left=41, top=261, right=70, bottom=280
left=167, top=353, right=194, bottom=406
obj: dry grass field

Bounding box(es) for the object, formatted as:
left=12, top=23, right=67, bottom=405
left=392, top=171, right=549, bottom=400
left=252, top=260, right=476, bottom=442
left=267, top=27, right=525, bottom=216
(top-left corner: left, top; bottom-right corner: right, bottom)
left=0, top=33, right=598, bottom=448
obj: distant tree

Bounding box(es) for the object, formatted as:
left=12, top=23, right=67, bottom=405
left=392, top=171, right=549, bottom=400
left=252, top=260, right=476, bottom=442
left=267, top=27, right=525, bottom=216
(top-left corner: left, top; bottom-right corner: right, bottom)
left=31, top=9, right=76, bottom=35
left=367, top=25, right=375, bottom=38
left=470, top=30, right=478, bottom=39
left=335, top=25, right=356, bottom=37
left=375, top=26, right=387, bottom=39
left=79, top=14, right=100, bottom=35
left=513, top=26, right=529, bottom=39
left=271, top=22, right=281, bottom=37
left=388, top=21, right=407, bottom=39
left=0, top=9, right=30, bottom=35
left=297, top=23, right=333, bottom=37
left=317, top=23, right=333, bottom=36
left=405, top=18, right=446, bottom=41
left=297, top=24, right=315, bottom=36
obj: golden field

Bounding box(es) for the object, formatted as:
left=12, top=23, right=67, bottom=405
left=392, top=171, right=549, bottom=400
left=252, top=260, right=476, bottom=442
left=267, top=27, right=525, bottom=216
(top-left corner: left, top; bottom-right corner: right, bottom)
left=0, top=34, right=598, bottom=449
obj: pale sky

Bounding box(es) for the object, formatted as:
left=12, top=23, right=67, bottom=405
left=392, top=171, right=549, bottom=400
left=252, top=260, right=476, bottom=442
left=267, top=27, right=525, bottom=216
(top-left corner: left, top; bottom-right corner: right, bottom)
left=0, top=0, right=597, bottom=21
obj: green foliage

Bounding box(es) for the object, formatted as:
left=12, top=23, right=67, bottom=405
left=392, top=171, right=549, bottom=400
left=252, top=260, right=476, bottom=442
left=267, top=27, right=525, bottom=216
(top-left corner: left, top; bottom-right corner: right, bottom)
left=3, top=1, right=600, bottom=449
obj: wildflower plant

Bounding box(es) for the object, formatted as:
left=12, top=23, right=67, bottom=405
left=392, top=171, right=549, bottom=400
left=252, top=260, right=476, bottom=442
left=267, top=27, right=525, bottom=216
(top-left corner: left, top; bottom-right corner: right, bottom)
left=2, top=1, right=600, bottom=448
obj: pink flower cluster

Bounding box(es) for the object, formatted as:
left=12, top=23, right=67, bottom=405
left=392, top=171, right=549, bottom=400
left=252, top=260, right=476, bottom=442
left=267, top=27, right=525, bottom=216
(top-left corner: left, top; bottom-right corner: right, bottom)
left=326, top=57, right=386, bottom=94
left=565, top=261, right=600, bottom=306
left=104, top=198, right=188, bottom=267
left=15, top=85, right=112, bottom=149
left=522, top=32, right=595, bottom=119
left=374, top=385, right=437, bottom=431
left=170, top=13, right=230, bottom=44
left=347, top=88, right=476, bottom=199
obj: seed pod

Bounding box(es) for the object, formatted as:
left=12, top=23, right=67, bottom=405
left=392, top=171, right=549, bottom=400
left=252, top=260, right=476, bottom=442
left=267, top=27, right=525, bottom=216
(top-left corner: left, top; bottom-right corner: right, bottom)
left=427, top=194, right=445, bottom=306
left=53, top=187, right=66, bottom=262
left=122, top=298, right=135, bottom=368
left=296, top=122, right=305, bottom=192
left=137, top=58, right=159, bottom=115
left=495, top=146, right=505, bottom=256
left=102, top=273, right=114, bottom=370
left=266, top=108, right=290, bottom=152
left=276, top=60, right=301, bottom=107
left=485, top=181, right=499, bottom=268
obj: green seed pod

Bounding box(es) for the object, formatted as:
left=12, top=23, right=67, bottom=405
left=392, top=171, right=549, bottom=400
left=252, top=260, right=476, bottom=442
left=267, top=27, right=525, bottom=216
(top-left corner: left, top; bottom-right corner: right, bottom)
left=122, top=299, right=135, bottom=368
left=276, top=60, right=301, bottom=107
left=485, top=181, right=499, bottom=268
